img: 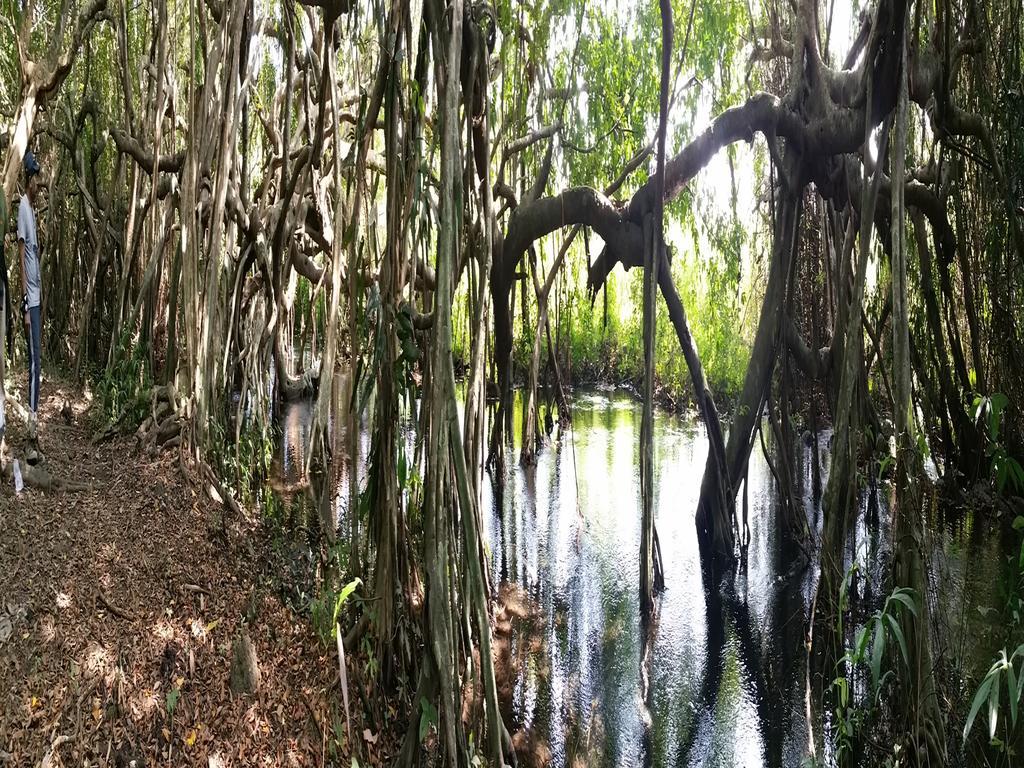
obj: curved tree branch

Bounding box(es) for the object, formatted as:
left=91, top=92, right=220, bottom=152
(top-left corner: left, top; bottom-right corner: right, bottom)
left=111, top=128, right=186, bottom=174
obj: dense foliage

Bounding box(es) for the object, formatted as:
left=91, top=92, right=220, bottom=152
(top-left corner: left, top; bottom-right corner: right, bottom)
left=2, top=0, right=1024, bottom=765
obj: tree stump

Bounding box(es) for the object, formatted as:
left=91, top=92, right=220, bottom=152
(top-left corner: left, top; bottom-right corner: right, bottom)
left=229, top=628, right=261, bottom=694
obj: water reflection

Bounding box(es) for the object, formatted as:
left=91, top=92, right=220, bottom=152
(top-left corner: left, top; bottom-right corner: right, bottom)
left=480, top=391, right=817, bottom=767
left=276, top=398, right=313, bottom=490
left=272, top=387, right=1011, bottom=767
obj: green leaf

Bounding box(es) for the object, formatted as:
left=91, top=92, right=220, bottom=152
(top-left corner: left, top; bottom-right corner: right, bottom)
left=1008, top=659, right=1019, bottom=727
left=870, top=619, right=885, bottom=689
left=419, top=696, right=437, bottom=742
left=916, top=430, right=930, bottom=459
left=992, top=393, right=1009, bottom=418
left=1017, top=660, right=1024, bottom=707
left=166, top=687, right=180, bottom=716
left=332, top=578, right=363, bottom=625
left=878, top=455, right=894, bottom=476
left=832, top=676, right=849, bottom=707
left=989, top=669, right=1002, bottom=739
left=965, top=674, right=995, bottom=740
left=884, top=613, right=909, bottom=669
left=854, top=625, right=870, bottom=662
left=1009, top=458, right=1024, bottom=494
left=888, top=588, right=919, bottom=617
left=1013, top=517, right=1024, bottom=532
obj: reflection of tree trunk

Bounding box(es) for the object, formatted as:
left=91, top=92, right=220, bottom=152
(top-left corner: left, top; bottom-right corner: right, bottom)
left=675, top=571, right=779, bottom=767
left=675, top=552, right=802, bottom=768
left=763, top=534, right=810, bottom=765
left=675, top=564, right=725, bottom=766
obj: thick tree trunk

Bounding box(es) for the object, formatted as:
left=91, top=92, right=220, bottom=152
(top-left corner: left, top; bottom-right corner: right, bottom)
left=195, top=0, right=246, bottom=443
left=695, top=194, right=800, bottom=566
left=420, top=2, right=469, bottom=763
left=817, top=98, right=893, bottom=659
left=369, top=10, right=414, bottom=677
left=487, top=263, right=513, bottom=469
left=75, top=153, right=122, bottom=379
left=2, top=87, right=39, bottom=206
left=462, top=71, right=495, bottom=482
left=891, top=31, right=946, bottom=763
left=640, top=215, right=660, bottom=617
left=163, top=237, right=182, bottom=384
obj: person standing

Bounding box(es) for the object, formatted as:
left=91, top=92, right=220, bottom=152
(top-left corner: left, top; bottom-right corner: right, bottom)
left=18, top=151, right=42, bottom=434
left=0, top=182, right=8, bottom=449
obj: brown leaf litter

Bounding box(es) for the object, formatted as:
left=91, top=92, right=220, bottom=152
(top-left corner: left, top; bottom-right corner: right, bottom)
left=0, top=380, right=351, bottom=767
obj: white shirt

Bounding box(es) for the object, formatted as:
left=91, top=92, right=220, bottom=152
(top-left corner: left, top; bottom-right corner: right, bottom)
left=17, top=193, right=40, bottom=308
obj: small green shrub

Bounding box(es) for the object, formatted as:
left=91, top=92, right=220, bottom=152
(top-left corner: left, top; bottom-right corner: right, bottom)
left=97, top=332, right=152, bottom=425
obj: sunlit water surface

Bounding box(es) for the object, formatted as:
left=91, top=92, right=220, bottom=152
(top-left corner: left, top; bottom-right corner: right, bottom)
left=272, top=387, right=1011, bottom=767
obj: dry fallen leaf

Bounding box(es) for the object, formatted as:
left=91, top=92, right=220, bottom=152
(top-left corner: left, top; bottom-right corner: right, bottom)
left=0, top=384, right=346, bottom=768
left=363, top=728, right=378, bottom=744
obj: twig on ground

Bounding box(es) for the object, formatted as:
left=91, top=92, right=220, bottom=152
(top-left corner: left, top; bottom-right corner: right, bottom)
left=96, top=590, right=138, bottom=621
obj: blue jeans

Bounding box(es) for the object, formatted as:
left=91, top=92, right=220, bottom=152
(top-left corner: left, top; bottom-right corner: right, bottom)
left=26, top=304, right=40, bottom=413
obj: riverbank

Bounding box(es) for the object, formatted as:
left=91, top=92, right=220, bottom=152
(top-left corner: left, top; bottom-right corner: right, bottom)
left=0, top=378, right=341, bottom=767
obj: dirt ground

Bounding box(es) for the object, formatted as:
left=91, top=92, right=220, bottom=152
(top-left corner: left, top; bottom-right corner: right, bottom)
left=0, top=376, right=346, bottom=767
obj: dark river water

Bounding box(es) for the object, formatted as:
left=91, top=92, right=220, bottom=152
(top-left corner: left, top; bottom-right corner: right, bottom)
left=271, top=387, right=1013, bottom=767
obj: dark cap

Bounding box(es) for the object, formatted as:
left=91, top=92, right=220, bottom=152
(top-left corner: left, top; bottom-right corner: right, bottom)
left=24, top=151, right=40, bottom=178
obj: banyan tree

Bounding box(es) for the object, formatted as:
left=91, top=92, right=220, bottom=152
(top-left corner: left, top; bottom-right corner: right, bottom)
left=0, top=0, right=1022, bottom=763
